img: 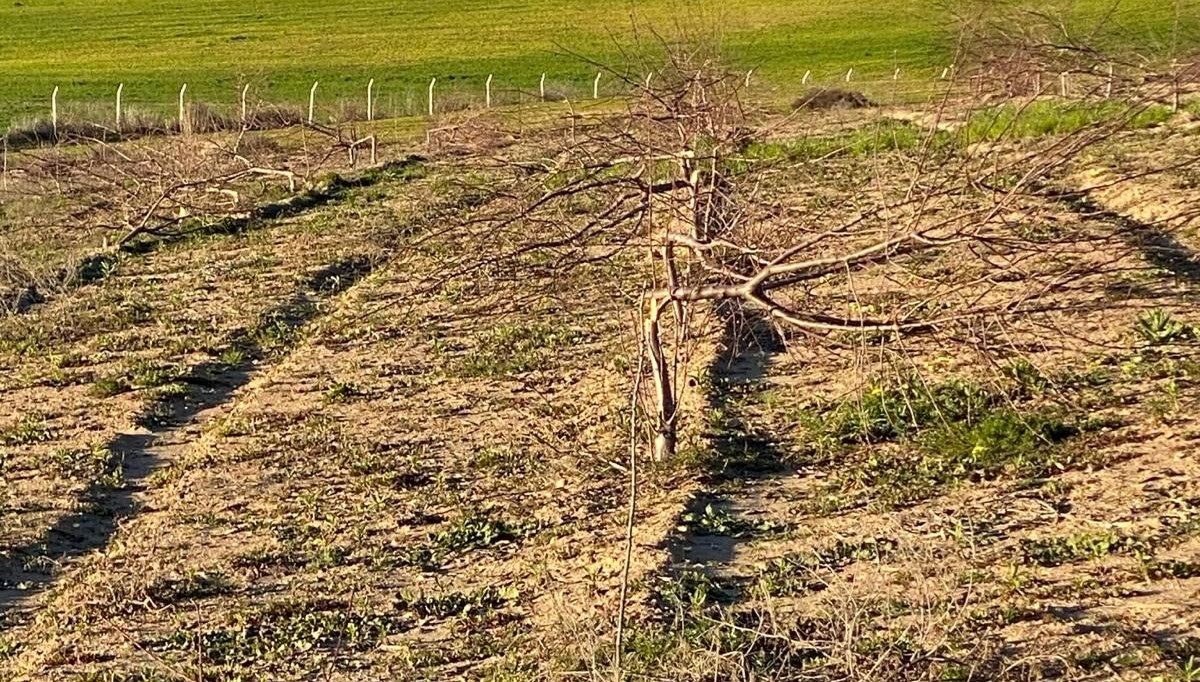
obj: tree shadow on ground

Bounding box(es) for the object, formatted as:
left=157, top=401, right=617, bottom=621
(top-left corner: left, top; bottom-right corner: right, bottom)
left=0, top=257, right=373, bottom=621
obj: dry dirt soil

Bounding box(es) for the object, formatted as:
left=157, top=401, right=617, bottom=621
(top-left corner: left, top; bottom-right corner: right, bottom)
left=1, top=96, right=1199, bottom=682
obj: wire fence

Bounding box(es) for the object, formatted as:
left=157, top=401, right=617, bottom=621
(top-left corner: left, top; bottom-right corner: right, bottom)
left=4, top=60, right=1198, bottom=149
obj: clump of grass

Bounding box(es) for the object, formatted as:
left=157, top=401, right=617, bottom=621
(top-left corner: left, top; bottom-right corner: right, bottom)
left=44, top=443, right=112, bottom=480
left=961, top=100, right=1172, bottom=144
left=656, top=570, right=728, bottom=612
left=147, top=570, right=236, bottom=604
left=469, top=444, right=537, bottom=474
left=676, top=501, right=787, bottom=538
left=93, top=358, right=182, bottom=398
left=322, top=379, right=364, bottom=404
left=342, top=440, right=425, bottom=478
left=402, top=512, right=535, bottom=569
left=217, top=346, right=248, bottom=367
left=1003, top=358, right=1050, bottom=396
left=1143, top=559, right=1200, bottom=580
left=741, top=119, right=926, bottom=164
left=90, top=374, right=131, bottom=397
left=815, top=375, right=995, bottom=446
left=1020, top=530, right=1142, bottom=567
left=917, top=408, right=1079, bottom=476
left=741, top=100, right=1176, bottom=177
left=129, top=359, right=178, bottom=388
left=1135, top=309, right=1193, bottom=346
left=801, top=374, right=1088, bottom=510
left=0, top=413, right=54, bottom=446
left=154, top=602, right=403, bottom=669
left=433, top=513, right=528, bottom=552
left=816, top=409, right=1081, bottom=510
left=755, top=537, right=897, bottom=597
left=249, top=306, right=312, bottom=355
left=395, top=585, right=519, bottom=620
left=458, top=323, right=587, bottom=377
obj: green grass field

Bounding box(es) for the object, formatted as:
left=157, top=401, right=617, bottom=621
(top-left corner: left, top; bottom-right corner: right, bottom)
left=1, top=0, right=1193, bottom=128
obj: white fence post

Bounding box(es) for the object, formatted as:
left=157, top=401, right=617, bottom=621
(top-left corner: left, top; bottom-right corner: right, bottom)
left=51, top=86, right=59, bottom=139
left=540, top=73, right=546, bottom=100
left=308, top=81, right=318, bottom=124
left=115, top=83, right=123, bottom=132
left=486, top=74, right=493, bottom=108
left=1034, top=72, right=1041, bottom=95
left=178, top=83, right=187, bottom=134
left=428, top=77, right=436, bottom=117
left=594, top=72, right=602, bottom=99
left=1059, top=71, right=1068, bottom=97
left=367, top=78, right=375, bottom=121
left=845, top=68, right=854, bottom=83
left=241, top=84, right=250, bottom=124
left=802, top=70, right=811, bottom=85
left=1105, top=64, right=1114, bottom=98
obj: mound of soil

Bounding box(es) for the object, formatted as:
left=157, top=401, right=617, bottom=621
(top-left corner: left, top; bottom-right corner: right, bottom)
left=792, top=88, right=875, bottom=110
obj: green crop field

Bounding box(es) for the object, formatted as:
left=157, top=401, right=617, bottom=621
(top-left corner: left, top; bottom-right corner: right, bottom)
left=0, top=0, right=1194, bottom=128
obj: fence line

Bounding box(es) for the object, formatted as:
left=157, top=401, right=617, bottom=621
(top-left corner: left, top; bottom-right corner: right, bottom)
left=5, top=64, right=1196, bottom=147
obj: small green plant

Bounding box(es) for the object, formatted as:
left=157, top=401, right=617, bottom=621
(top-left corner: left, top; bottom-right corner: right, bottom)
left=252, top=309, right=306, bottom=353
left=470, top=445, right=535, bottom=474
left=1136, top=309, right=1192, bottom=345
left=1020, top=530, right=1144, bottom=567
left=400, top=513, right=534, bottom=570
left=154, top=603, right=403, bottom=667
left=1004, top=358, right=1050, bottom=395
left=218, top=346, right=248, bottom=366
left=679, top=503, right=739, bottom=536
left=434, top=513, right=530, bottom=553
left=458, top=323, right=587, bottom=377
left=0, top=413, right=54, bottom=446
left=44, top=443, right=112, bottom=480
left=754, top=537, right=896, bottom=597
left=146, top=570, right=235, bottom=604
left=75, top=252, right=120, bottom=284
left=322, top=380, right=363, bottom=403
left=1147, top=378, right=1181, bottom=423
left=90, top=374, right=131, bottom=397
left=658, top=570, right=722, bottom=612
left=395, top=585, right=518, bottom=619
left=127, top=358, right=180, bottom=389
left=1177, top=656, right=1200, bottom=682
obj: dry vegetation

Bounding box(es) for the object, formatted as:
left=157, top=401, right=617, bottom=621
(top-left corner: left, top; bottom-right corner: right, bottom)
left=2, top=23, right=1200, bottom=682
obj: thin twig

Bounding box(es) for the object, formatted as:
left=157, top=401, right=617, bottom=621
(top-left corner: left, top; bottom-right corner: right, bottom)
left=614, top=318, right=648, bottom=681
